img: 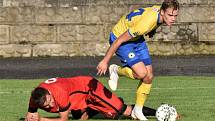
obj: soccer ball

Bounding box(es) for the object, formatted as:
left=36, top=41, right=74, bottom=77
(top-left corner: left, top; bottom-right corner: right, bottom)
left=156, top=104, right=177, bottom=121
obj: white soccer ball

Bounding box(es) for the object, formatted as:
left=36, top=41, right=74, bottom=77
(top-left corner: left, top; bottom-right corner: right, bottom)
left=168, top=105, right=177, bottom=121
left=156, top=104, right=177, bottom=121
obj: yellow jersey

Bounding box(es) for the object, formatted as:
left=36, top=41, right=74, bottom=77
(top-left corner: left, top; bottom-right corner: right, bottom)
left=112, top=5, right=161, bottom=39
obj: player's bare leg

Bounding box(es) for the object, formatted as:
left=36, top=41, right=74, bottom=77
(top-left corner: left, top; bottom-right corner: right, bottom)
left=131, top=63, right=153, bottom=121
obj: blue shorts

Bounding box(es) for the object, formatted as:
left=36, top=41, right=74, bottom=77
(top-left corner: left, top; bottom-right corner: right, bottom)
left=109, top=32, right=151, bottom=67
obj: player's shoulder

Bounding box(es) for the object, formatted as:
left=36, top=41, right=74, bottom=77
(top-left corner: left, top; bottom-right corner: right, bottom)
left=145, top=5, right=160, bottom=20
left=151, top=5, right=161, bottom=12
left=145, top=5, right=160, bottom=10
left=38, top=78, right=62, bottom=90
left=143, top=5, right=160, bottom=14
left=137, top=5, right=159, bottom=23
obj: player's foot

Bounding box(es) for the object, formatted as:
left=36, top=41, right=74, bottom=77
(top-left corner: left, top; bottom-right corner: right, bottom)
left=131, top=106, right=148, bottom=121
left=108, top=64, right=119, bottom=91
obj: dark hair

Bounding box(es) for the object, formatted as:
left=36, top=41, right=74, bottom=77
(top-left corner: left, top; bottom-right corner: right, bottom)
left=31, top=87, right=49, bottom=107
left=161, top=0, right=179, bottom=11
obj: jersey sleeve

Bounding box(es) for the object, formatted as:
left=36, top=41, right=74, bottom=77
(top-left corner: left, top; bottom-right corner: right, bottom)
left=59, top=103, right=71, bottom=112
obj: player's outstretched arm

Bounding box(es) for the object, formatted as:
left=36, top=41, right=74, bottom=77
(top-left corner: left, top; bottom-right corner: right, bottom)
left=97, top=30, right=132, bottom=76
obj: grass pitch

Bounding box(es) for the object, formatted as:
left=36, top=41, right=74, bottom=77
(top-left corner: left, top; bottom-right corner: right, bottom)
left=0, top=76, right=215, bottom=121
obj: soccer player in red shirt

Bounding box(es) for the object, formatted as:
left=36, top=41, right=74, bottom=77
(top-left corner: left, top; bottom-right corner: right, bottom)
left=25, top=76, right=156, bottom=121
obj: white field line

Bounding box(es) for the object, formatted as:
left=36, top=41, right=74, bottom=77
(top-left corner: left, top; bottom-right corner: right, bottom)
left=117, top=86, right=215, bottom=91
left=0, top=86, right=215, bottom=94
left=0, top=90, right=30, bottom=94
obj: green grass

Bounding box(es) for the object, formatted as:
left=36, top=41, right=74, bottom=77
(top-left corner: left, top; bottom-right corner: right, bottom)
left=0, top=76, right=215, bottom=121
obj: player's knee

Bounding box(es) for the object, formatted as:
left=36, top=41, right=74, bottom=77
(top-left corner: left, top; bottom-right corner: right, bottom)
left=135, top=72, right=147, bottom=80
left=142, top=72, right=153, bottom=84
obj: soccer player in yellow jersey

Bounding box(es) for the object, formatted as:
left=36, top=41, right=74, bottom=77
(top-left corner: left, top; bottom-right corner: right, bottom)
left=97, top=0, right=179, bottom=120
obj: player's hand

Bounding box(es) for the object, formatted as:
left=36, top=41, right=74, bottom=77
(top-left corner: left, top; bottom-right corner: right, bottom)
left=97, top=60, right=108, bottom=76
left=176, top=113, right=181, bottom=120
left=25, top=112, right=40, bottom=121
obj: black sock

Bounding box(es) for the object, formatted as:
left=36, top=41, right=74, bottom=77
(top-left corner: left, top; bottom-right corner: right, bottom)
left=142, top=106, right=156, bottom=116
left=131, top=104, right=156, bottom=116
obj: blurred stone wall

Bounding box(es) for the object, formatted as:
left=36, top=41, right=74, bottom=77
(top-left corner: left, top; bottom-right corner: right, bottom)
left=0, top=0, right=214, bottom=57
